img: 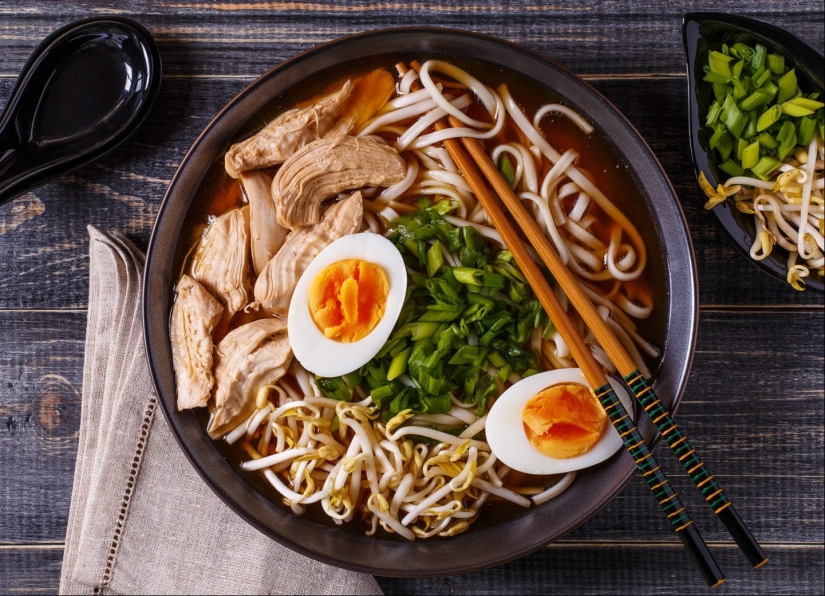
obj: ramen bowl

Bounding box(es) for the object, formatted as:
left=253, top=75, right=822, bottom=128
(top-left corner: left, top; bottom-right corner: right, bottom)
left=143, top=28, right=698, bottom=576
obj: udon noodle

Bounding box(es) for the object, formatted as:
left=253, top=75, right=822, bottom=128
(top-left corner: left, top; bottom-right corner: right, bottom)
left=207, top=60, right=659, bottom=539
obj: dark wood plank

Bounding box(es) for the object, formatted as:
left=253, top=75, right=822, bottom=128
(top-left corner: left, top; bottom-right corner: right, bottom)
left=0, top=312, right=86, bottom=545
left=0, top=1, right=821, bottom=77
left=2, top=543, right=823, bottom=595
left=0, top=547, right=64, bottom=595
left=2, top=76, right=823, bottom=310
left=1, top=310, right=821, bottom=544
left=377, top=543, right=825, bottom=595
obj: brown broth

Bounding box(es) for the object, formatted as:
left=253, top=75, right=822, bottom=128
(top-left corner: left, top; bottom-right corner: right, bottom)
left=180, top=54, right=669, bottom=536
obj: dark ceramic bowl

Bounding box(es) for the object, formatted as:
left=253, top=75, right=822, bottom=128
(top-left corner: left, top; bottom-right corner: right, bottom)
left=683, top=12, right=824, bottom=292
left=143, top=28, right=698, bottom=576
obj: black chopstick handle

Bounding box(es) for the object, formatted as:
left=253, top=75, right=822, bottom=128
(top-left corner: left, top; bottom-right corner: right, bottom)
left=679, top=523, right=727, bottom=589
left=624, top=370, right=768, bottom=569
left=594, top=382, right=725, bottom=587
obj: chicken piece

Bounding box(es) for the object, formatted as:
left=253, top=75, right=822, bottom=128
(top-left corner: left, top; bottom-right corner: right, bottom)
left=240, top=171, right=287, bottom=276
left=208, top=317, right=292, bottom=439
left=224, top=80, right=353, bottom=178
left=254, top=192, right=363, bottom=316
left=171, top=275, right=224, bottom=411
left=272, top=135, right=405, bottom=229
left=190, top=206, right=251, bottom=319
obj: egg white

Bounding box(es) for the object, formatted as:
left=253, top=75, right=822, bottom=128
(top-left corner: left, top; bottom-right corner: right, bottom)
left=486, top=368, right=635, bottom=475
left=288, top=232, right=407, bottom=378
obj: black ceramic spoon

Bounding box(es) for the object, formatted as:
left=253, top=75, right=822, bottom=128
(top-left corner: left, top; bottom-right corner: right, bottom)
left=683, top=12, right=824, bottom=293
left=0, top=17, right=162, bottom=207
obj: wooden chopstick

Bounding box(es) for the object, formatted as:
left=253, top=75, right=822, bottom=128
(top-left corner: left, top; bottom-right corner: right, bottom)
left=447, top=109, right=767, bottom=569
left=397, top=62, right=725, bottom=588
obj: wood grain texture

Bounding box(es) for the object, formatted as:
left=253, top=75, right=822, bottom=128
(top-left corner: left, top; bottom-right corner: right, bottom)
left=0, top=2, right=823, bottom=593
left=1, top=77, right=823, bottom=310
left=0, top=1, right=821, bottom=77
left=0, top=310, right=820, bottom=545
left=2, top=543, right=823, bottom=595
left=0, top=312, right=86, bottom=545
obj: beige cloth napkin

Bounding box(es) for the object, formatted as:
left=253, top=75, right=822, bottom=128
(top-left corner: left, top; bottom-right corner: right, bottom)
left=60, top=226, right=383, bottom=595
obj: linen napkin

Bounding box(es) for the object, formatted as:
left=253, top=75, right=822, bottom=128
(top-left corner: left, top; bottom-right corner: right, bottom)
left=60, top=226, right=383, bottom=595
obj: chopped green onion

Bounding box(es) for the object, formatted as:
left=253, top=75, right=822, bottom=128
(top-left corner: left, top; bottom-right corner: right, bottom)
left=487, top=351, right=506, bottom=368
left=498, top=153, right=516, bottom=188
left=732, top=59, right=745, bottom=80
left=387, top=348, right=411, bottom=381
left=328, top=208, right=545, bottom=424
left=752, top=66, right=771, bottom=88
left=742, top=109, right=758, bottom=140
left=731, top=77, right=748, bottom=101
left=776, top=69, right=798, bottom=104
left=776, top=121, right=797, bottom=161
left=709, top=50, right=733, bottom=77
left=736, top=137, right=748, bottom=161
left=756, top=132, right=779, bottom=149
left=756, top=105, right=782, bottom=132
left=767, top=53, right=785, bottom=75
left=738, top=89, right=773, bottom=112
left=721, top=94, right=747, bottom=139
left=716, top=132, right=734, bottom=162
left=426, top=240, right=444, bottom=277
left=741, top=140, right=761, bottom=170
left=750, top=156, right=781, bottom=179
left=798, top=116, right=816, bottom=146
left=496, top=364, right=513, bottom=383
left=452, top=267, right=484, bottom=286
left=705, top=101, right=722, bottom=126
left=788, top=97, right=825, bottom=111
left=719, top=160, right=744, bottom=177
left=316, top=377, right=352, bottom=402
left=751, top=44, right=767, bottom=70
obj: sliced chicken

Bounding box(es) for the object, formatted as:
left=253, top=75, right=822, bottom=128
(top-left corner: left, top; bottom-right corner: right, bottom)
left=208, top=317, right=292, bottom=439
left=224, top=80, right=353, bottom=178
left=240, top=171, right=287, bottom=276
left=254, top=192, right=363, bottom=316
left=171, top=275, right=224, bottom=411
left=190, top=206, right=252, bottom=319
left=272, top=135, right=405, bottom=229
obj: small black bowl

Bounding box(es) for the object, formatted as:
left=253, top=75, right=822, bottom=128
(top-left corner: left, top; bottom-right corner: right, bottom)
left=683, top=12, right=824, bottom=292
left=144, top=28, right=699, bottom=576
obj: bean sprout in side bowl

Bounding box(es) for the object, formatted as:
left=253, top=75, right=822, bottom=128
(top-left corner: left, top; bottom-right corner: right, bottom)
left=143, top=29, right=698, bottom=576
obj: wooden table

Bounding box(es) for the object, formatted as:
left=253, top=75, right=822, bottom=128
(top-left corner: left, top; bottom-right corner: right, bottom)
left=1, top=2, right=822, bottom=593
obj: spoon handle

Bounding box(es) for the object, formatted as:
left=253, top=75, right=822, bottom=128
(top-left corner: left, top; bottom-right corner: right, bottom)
left=624, top=370, right=768, bottom=568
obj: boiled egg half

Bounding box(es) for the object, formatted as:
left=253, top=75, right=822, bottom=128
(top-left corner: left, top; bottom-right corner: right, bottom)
left=486, top=368, right=634, bottom=475
left=288, top=232, right=407, bottom=378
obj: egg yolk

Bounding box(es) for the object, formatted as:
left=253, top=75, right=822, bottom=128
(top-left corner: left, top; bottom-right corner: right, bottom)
left=521, top=383, right=607, bottom=459
left=308, top=259, right=389, bottom=343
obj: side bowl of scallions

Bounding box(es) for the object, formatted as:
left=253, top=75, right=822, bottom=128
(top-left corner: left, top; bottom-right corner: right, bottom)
left=683, top=12, right=824, bottom=292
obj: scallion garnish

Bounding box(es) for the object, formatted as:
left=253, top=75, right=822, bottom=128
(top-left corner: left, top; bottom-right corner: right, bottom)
left=699, top=41, right=824, bottom=184
left=317, top=206, right=550, bottom=425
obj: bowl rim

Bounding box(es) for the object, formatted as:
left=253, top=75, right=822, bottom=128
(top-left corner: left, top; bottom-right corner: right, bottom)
left=143, top=26, right=699, bottom=577
left=682, top=12, right=825, bottom=293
